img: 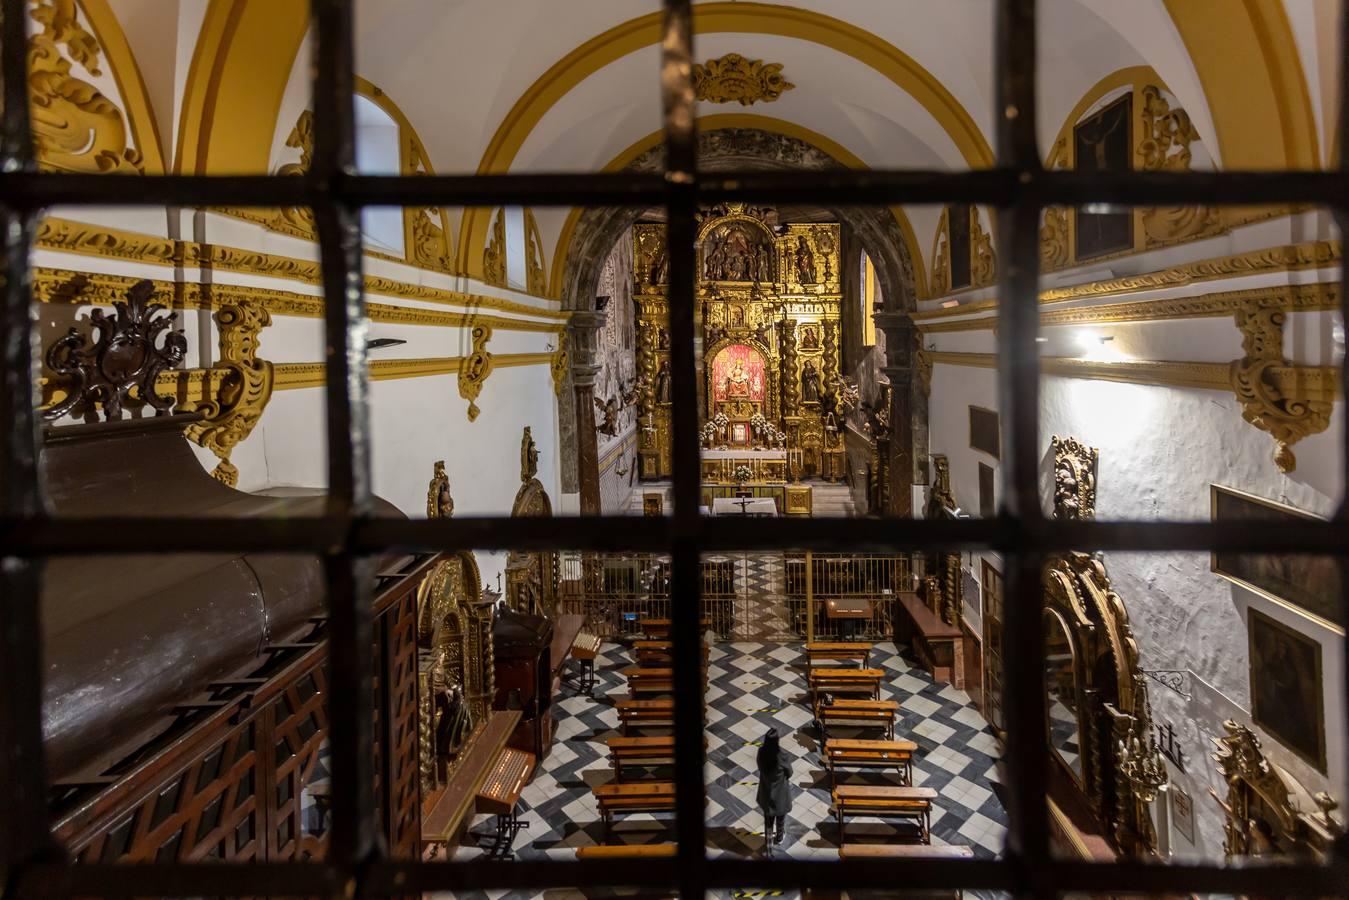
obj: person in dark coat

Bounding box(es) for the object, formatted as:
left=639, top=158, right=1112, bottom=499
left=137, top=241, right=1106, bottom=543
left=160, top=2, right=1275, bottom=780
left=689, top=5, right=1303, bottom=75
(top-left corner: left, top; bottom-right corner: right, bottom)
left=755, top=727, right=792, bottom=845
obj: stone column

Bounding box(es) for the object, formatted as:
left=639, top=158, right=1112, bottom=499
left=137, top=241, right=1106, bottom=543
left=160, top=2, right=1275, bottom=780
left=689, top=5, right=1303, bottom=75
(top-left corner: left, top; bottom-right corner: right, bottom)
left=568, top=310, right=606, bottom=515
left=874, top=311, right=918, bottom=518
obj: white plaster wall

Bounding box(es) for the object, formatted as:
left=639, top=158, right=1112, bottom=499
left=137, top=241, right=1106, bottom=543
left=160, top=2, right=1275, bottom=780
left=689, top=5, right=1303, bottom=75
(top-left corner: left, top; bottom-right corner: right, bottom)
left=927, top=355, right=1346, bottom=860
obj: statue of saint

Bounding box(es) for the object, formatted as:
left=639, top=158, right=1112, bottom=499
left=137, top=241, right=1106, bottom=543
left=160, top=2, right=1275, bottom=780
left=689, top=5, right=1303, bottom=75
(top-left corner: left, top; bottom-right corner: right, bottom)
left=795, top=235, right=815, bottom=284
left=725, top=359, right=752, bottom=399
left=427, top=460, right=453, bottom=518
left=656, top=361, right=672, bottom=404
left=520, top=426, right=539, bottom=482
left=801, top=360, right=822, bottom=403
left=752, top=243, right=769, bottom=282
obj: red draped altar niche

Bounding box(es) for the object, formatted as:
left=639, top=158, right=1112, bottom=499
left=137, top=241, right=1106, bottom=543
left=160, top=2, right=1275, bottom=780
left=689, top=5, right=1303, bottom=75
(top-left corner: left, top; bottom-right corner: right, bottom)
left=711, top=343, right=766, bottom=404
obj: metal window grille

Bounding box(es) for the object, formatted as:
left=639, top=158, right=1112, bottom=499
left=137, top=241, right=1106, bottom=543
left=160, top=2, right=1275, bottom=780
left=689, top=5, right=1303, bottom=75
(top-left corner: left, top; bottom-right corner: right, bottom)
left=1, top=0, right=1347, bottom=896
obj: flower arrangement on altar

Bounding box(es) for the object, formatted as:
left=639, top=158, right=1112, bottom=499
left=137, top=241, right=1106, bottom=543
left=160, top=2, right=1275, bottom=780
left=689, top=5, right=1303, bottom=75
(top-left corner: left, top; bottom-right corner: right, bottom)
left=748, top=412, right=787, bottom=448
left=701, top=411, right=731, bottom=449
left=732, top=464, right=754, bottom=486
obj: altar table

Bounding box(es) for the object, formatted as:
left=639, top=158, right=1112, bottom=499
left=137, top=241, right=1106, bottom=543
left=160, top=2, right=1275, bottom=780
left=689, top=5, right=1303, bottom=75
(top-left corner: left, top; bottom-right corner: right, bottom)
left=711, top=497, right=778, bottom=516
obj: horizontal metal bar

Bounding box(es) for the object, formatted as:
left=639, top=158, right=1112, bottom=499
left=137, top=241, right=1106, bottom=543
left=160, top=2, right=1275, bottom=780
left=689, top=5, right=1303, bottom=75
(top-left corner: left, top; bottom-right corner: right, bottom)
left=1, top=515, right=1346, bottom=556
left=3, top=169, right=1346, bottom=210
left=18, top=855, right=1347, bottom=898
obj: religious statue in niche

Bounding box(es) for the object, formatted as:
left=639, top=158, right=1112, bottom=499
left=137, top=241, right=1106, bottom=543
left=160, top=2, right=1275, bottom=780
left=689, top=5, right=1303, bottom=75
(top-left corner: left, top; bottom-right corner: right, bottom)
left=428, top=648, right=474, bottom=770
left=801, top=359, right=823, bottom=404
left=729, top=305, right=746, bottom=328
left=658, top=327, right=670, bottom=350
left=794, top=235, right=816, bottom=284
left=427, top=460, right=454, bottom=518
left=594, top=396, right=620, bottom=437
left=711, top=344, right=767, bottom=404
left=800, top=324, right=821, bottom=350
left=703, top=222, right=773, bottom=281
left=655, top=360, right=672, bottom=404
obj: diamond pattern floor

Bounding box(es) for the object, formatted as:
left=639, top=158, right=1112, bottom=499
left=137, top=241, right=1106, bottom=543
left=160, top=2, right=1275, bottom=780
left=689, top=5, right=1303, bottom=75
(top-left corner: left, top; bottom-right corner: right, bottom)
left=445, top=640, right=1008, bottom=899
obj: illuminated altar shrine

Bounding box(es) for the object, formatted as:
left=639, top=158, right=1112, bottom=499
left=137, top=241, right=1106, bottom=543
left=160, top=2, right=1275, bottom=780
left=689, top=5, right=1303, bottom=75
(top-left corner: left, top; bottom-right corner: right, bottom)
left=632, top=204, right=847, bottom=498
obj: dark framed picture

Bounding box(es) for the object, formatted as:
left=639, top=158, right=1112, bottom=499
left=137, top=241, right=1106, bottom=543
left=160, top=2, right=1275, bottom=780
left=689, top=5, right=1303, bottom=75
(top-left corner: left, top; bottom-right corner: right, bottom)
left=1074, top=92, right=1134, bottom=260
left=1248, top=608, right=1326, bottom=773
left=1211, top=485, right=1345, bottom=631
left=947, top=203, right=972, bottom=290
left=969, top=406, right=1000, bottom=459
left=1171, top=786, right=1194, bottom=844
left=978, top=462, right=995, bottom=518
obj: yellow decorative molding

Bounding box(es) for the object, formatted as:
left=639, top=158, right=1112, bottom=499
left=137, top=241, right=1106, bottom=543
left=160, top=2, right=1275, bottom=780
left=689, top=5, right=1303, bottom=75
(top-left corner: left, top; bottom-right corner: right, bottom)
left=918, top=282, right=1341, bottom=333
left=36, top=217, right=570, bottom=322
left=263, top=352, right=553, bottom=392
left=524, top=209, right=548, bottom=296
left=923, top=351, right=1235, bottom=392
left=458, top=325, right=494, bottom=421
left=693, top=53, right=794, bottom=105
left=33, top=268, right=565, bottom=335
left=183, top=300, right=273, bottom=486
left=915, top=241, right=1342, bottom=321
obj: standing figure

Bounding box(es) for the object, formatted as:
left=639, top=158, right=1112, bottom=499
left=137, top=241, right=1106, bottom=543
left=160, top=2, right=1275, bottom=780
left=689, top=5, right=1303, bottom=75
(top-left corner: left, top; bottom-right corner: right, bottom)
left=756, top=728, right=792, bottom=847
left=656, top=361, right=672, bottom=404
left=801, top=360, right=822, bottom=403
left=794, top=236, right=815, bottom=284
left=753, top=243, right=769, bottom=282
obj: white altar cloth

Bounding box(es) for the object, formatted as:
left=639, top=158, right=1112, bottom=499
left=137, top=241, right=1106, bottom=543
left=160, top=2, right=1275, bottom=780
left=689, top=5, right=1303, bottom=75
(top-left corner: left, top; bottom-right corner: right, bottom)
left=711, top=497, right=778, bottom=516
left=702, top=449, right=787, bottom=460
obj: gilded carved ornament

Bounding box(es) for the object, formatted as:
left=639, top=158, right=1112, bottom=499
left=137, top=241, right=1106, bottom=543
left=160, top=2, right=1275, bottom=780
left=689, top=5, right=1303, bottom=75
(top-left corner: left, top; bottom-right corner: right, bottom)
left=405, top=138, right=455, bottom=272
left=524, top=209, right=548, bottom=295
left=182, top=301, right=274, bottom=487
left=1137, top=86, right=1222, bottom=247
left=1051, top=435, right=1098, bottom=520
left=1040, top=138, right=1072, bottom=270
left=1210, top=720, right=1342, bottom=861
left=930, top=206, right=996, bottom=296
left=272, top=110, right=317, bottom=237
left=693, top=53, right=794, bottom=106
left=1230, top=301, right=1338, bottom=473
left=28, top=0, right=143, bottom=175
left=483, top=208, right=507, bottom=288
left=549, top=331, right=569, bottom=396
left=457, top=324, right=494, bottom=421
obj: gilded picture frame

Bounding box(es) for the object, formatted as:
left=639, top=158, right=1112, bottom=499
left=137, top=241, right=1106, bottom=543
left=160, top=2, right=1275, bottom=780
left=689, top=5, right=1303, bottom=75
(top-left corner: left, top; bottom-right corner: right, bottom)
left=1247, top=607, right=1327, bottom=773
left=1210, top=485, right=1345, bottom=632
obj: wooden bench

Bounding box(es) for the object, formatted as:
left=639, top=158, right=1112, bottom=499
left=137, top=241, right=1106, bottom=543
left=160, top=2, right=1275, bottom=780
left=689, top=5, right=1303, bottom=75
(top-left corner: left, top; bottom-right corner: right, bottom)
left=624, top=666, right=674, bottom=696
left=806, top=642, right=872, bottom=667
left=639, top=617, right=711, bottom=640
left=895, top=591, right=966, bottom=688
left=824, top=738, right=917, bottom=786
left=576, top=843, right=677, bottom=859
left=607, top=736, right=676, bottom=782
left=839, top=843, right=973, bottom=859
left=594, top=782, right=676, bottom=840
left=814, top=698, right=899, bottom=739
left=634, top=641, right=709, bottom=667
left=833, top=784, right=938, bottom=843
left=616, top=698, right=675, bottom=734
left=809, top=667, right=885, bottom=701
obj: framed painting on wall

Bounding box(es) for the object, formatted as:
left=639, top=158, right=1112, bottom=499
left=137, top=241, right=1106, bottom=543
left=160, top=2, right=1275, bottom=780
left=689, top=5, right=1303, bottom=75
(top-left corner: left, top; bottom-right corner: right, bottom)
left=969, top=406, right=1000, bottom=459
left=1248, top=608, right=1326, bottom=773
left=1210, top=485, right=1345, bottom=631
left=978, top=462, right=995, bottom=518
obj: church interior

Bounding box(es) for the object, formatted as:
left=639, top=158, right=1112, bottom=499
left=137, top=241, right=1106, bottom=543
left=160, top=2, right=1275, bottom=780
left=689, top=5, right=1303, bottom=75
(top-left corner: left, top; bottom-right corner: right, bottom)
left=6, top=2, right=1349, bottom=899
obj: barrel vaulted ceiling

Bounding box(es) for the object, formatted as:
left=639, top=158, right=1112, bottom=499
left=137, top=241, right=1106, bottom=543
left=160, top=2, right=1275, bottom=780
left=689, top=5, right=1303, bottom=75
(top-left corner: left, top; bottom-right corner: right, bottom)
left=98, top=0, right=1342, bottom=296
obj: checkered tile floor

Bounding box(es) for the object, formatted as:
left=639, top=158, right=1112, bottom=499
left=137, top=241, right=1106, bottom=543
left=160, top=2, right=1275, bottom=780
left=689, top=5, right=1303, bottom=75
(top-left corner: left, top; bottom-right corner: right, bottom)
left=443, top=639, right=1008, bottom=898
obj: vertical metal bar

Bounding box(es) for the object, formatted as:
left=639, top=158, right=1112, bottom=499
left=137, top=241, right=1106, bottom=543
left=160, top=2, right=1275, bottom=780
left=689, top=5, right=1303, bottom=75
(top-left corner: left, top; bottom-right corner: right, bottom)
left=311, top=0, right=379, bottom=874
left=661, top=0, right=704, bottom=895
left=1335, top=0, right=1349, bottom=844
left=994, top=0, right=1051, bottom=894
left=0, top=0, right=60, bottom=884
left=805, top=550, right=815, bottom=643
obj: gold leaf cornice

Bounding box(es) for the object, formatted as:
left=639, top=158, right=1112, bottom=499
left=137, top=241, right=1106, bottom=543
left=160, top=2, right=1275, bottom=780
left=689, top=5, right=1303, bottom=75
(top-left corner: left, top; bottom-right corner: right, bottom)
left=215, top=352, right=556, bottom=393
left=918, top=282, right=1341, bottom=333
left=915, top=240, right=1341, bottom=321
left=36, top=217, right=570, bottom=322
left=33, top=268, right=565, bottom=334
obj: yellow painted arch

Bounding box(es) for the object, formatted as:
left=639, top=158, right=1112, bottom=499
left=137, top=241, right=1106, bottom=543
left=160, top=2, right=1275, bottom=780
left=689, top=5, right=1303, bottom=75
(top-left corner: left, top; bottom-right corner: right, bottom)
left=547, top=113, right=930, bottom=302
left=460, top=1, right=995, bottom=278
left=175, top=0, right=309, bottom=174
left=1163, top=0, right=1319, bottom=169
left=79, top=0, right=166, bottom=174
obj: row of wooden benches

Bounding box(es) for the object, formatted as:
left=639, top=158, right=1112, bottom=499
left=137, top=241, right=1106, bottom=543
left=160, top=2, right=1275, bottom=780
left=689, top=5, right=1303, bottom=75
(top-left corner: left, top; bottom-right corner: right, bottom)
left=615, top=695, right=902, bottom=741
left=590, top=780, right=940, bottom=843
left=576, top=842, right=973, bottom=859
left=606, top=734, right=917, bottom=787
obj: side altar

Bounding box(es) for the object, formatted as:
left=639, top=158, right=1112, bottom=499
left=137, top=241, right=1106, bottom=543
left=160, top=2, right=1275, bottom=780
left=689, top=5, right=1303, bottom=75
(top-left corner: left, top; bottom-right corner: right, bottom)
left=632, top=204, right=847, bottom=484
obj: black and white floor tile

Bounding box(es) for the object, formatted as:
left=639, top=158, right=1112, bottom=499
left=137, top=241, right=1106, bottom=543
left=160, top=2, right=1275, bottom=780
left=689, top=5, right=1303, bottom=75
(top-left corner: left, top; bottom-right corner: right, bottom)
left=445, top=639, right=1008, bottom=899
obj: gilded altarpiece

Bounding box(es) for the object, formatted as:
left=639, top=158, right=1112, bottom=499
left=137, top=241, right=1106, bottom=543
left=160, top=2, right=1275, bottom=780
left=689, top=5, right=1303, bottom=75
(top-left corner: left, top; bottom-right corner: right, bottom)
left=632, top=205, right=846, bottom=482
